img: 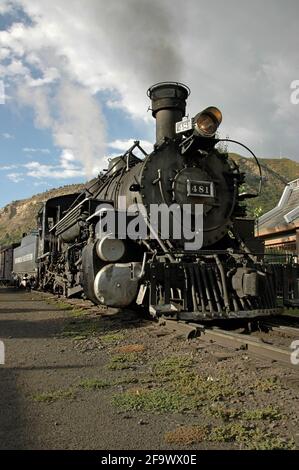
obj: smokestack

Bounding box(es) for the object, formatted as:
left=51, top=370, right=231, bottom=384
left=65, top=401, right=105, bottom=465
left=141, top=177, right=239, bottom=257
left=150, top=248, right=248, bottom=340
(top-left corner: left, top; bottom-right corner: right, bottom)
left=147, top=82, right=190, bottom=143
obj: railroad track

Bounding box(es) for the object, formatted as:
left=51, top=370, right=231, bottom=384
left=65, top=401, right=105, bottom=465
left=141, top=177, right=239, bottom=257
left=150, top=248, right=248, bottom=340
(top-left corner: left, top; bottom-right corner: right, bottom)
left=161, top=318, right=299, bottom=370
left=38, top=291, right=299, bottom=370
left=259, top=321, right=299, bottom=338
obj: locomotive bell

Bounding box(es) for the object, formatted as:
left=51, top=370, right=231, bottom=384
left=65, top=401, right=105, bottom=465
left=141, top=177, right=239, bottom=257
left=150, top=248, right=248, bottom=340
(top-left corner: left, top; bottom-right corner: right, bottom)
left=147, top=82, right=190, bottom=143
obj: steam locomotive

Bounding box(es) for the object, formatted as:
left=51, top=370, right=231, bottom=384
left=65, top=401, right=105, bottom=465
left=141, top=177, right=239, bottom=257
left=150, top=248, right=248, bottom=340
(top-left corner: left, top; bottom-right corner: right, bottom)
left=2, top=82, right=298, bottom=320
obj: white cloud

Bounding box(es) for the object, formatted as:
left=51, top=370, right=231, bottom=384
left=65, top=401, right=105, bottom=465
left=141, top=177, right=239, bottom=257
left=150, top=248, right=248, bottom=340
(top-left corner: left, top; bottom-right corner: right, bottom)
left=33, top=181, right=52, bottom=187
left=109, top=139, right=153, bottom=155
left=0, top=0, right=298, bottom=163
left=16, top=79, right=106, bottom=178
left=0, top=1, right=14, bottom=15
left=27, top=67, right=60, bottom=87
left=7, top=172, right=24, bottom=183
left=24, top=149, right=85, bottom=179
left=1, top=132, right=14, bottom=139
left=0, top=58, right=29, bottom=76
left=0, top=48, right=11, bottom=60
left=23, top=147, right=50, bottom=153
left=0, top=164, right=18, bottom=170
left=1, top=0, right=182, bottom=119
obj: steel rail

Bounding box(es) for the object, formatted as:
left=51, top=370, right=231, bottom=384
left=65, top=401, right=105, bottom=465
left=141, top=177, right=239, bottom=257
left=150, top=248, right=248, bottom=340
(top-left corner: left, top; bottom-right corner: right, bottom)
left=260, top=321, right=299, bottom=338
left=199, top=327, right=297, bottom=369
left=161, top=318, right=298, bottom=368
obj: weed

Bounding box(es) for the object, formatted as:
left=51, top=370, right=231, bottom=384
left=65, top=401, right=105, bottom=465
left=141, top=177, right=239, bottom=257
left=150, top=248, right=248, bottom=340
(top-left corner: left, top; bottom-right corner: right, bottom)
left=243, top=406, right=281, bottom=421
left=112, top=388, right=195, bottom=413
left=61, top=318, right=103, bottom=339
left=69, top=309, right=86, bottom=318
left=72, top=335, right=88, bottom=341
left=164, top=423, right=295, bottom=450
left=210, top=423, right=295, bottom=450
left=100, top=333, right=125, bottom=344
left=112, top=359, right=242, bottom=413
left=78, top=378, right=111, bottom=390
left=33, top=388, right=75, bottom=403
left=48, top=297, right=88, bottom=317
left=107, top=353, right=140, bottom=370
left=253, top=377, right=280, bottom=392
left=175, top=371, right=240, bottom=402
left=206, top=405, right=240, bottom=421
left=165, top=426, right=208, bottom=445
left=206, top=405, right=281, bottom=422
left=113, top=376, right=139, bottom=385
left=49, top=300, right=73, bottom=311
left=78, top=375, right=139, bottom=390
left=153, top=356, right=193, bottom=380
left=150, top=357, right=239, bottom=401
left=115, top=344, right=145, bottom=354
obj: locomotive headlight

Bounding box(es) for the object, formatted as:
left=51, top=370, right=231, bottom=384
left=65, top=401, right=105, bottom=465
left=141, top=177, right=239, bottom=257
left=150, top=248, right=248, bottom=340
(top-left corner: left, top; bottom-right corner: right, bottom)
left=194, top=106, right=222, bottom=137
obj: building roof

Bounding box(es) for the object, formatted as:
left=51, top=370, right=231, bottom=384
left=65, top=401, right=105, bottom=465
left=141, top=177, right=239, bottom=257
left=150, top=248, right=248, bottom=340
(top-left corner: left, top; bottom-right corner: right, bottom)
left=257, top=179, right=299, bottom=236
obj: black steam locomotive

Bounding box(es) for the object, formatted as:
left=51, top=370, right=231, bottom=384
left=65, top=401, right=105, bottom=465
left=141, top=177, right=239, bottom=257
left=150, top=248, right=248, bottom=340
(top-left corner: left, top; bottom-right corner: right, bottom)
left=4, top=82, right=298, bottom=320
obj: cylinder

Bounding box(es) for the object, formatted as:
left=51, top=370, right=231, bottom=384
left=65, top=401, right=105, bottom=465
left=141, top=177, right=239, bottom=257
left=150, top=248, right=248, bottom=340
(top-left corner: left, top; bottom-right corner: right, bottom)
left=147, top=82, right=190, bottom=143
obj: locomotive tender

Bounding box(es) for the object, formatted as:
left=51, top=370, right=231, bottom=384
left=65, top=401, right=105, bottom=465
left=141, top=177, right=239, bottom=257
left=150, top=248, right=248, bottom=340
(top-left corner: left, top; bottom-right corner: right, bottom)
left=13, top=232, right=39, bottom=281
left=0, top=234, right=38, bottom=286
left=4, top=82, right=299, bottom=319
left=0, top=244, right=16, bottom=285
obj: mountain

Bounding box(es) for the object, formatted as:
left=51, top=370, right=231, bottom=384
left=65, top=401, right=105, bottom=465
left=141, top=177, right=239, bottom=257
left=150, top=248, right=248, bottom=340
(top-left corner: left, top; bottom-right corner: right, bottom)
left=230, top=155, right=299, bottom=217
left=0, top=155, right=298, bottom=248
left=0, top=183, right=84, bottom=247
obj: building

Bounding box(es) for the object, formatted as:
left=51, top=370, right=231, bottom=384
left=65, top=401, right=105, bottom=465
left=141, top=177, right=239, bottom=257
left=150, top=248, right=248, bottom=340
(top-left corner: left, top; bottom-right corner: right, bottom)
left=256, top=179, right=299, bottom=261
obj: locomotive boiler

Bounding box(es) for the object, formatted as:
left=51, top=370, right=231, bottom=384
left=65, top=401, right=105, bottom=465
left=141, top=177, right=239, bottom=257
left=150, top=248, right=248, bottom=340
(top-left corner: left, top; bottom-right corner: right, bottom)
left=35, top=82, right=298, bottom=321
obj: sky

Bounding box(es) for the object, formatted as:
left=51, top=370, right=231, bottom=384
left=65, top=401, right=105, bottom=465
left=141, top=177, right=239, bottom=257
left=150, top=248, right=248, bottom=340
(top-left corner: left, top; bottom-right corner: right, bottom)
left=0, top=0, right=298, bottom=208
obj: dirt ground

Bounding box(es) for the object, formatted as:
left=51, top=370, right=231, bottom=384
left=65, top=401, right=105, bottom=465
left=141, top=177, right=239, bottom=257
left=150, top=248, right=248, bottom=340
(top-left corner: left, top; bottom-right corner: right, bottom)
left=0, top=287, right=298, bottom=450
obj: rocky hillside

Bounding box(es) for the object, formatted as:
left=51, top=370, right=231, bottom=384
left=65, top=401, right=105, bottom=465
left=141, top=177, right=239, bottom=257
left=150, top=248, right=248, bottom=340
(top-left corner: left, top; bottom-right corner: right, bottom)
left=0, top=183, right=84, bottom=247
left=0, top=156, right=298, bottom=248
left=231, top=155, right=299, bottom=216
